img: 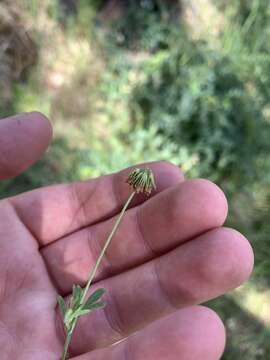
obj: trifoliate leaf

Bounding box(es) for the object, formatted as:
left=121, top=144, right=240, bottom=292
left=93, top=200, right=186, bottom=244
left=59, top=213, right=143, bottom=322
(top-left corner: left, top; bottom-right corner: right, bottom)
left=83, top=288, right=106, bottom=309
left=57, top=295, right=67, bottom=318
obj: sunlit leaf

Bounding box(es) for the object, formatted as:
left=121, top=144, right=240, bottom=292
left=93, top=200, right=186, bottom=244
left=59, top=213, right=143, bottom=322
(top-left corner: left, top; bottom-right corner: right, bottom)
left=74, top=308, right=91, bottom=318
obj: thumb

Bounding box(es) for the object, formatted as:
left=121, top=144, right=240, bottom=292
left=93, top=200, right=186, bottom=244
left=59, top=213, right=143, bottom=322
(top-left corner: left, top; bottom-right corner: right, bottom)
left=0, top=112, right=53, bottom=180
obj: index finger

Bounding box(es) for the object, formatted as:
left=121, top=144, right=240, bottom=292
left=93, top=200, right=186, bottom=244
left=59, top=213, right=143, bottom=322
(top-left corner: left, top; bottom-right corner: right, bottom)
left=9, top=161, right=184, bottom=245
left=0, top=112, right=52, bottom=180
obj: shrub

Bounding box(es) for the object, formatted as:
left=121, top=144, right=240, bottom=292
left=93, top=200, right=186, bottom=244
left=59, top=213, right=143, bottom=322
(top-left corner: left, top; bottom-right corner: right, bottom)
left=131, top=36, right=270, bottom=189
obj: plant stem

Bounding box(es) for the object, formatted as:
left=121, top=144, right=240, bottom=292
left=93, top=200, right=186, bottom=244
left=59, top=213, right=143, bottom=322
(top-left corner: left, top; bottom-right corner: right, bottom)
left=61, top=319, right=77, bottom=360
left=61, top=331, right=72, bottom=360
left=60, top=191, right=136, bottom=360
left=81, top=191, right=136, bottom=304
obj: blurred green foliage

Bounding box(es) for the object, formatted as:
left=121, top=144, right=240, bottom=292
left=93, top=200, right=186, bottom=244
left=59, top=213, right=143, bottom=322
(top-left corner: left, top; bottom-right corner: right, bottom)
left=1, top=0, right=270, bottom=358
left=106, top=0, right=180, bottom=51
left=132, top=44, right=270, bottom=186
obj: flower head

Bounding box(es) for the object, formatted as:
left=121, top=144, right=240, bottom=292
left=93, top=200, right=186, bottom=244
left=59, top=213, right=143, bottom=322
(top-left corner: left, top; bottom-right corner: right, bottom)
left=126, top=168, right=156, bottom=195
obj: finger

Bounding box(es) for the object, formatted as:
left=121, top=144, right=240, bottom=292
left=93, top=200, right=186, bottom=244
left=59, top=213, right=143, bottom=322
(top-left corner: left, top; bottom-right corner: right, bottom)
left=0, top=112, right=52, bottom=180
left=72, top=306, right=225, bottom=360
left=10, top=161, right=183, bottom=244
left=61, top=227, right=253, bottom=354
left=44, top=179, right=228, bottom=293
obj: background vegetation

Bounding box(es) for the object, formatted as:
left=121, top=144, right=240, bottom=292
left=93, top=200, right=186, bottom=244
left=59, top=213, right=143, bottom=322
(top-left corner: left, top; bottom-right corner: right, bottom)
left=0, top=0, right=270, bottom=358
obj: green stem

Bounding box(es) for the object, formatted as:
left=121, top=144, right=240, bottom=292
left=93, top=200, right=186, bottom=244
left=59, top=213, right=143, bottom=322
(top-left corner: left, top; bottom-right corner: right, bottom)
left=81, top=191, right=136, bottom=303
left=60, top=191, right=136, bottom=360
left=61, top=331, right=72, bottom=360
left=61, top=320, right=77, bottom=360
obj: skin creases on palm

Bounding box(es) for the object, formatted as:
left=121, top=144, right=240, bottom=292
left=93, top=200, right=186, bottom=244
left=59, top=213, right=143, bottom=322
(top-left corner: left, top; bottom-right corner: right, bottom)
left=0, top=201, right=63, bottom=360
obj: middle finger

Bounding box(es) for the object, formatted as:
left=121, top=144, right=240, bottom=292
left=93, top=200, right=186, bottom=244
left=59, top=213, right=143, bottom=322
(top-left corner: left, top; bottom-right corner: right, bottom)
left=43, top=179, right=228, bottom=293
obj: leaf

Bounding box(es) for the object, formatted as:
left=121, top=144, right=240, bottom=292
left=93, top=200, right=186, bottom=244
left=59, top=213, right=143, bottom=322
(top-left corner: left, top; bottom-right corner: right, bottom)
left=72, top=284, right=83, bottom=309
left=57, top=295, right=67, bottom=318
left=83, top=300, right=106, bottom=311
left=73, top=284, right=83, bottom=299
left=74, top=308, right=91, bottom=318
left=64, top=308, right=74, bottom=325
left=83, top=288, right=106, bottom=309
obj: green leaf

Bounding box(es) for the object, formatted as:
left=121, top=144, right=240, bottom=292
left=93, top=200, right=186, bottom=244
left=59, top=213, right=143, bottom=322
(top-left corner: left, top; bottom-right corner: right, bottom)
left=64, top=308, right=74, bottom=330
left=83, top=300, right=106, bottom=311
left=74, top=308, right=91, bottom=318
left=72, top=284, right=83, bottom=309
left=83, top=288, right=106, bottom=309
left=57, top=295, right=67, bottom=318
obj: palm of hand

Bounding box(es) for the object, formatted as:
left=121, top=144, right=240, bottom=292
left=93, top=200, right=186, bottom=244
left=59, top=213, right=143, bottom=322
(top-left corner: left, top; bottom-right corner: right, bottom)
left=0, top=202, right=61, bottom=359
left=0, top=113, right=254, bottom=360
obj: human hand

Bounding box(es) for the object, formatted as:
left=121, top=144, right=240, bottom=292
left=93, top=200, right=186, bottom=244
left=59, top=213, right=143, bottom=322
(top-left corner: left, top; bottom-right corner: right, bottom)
left=0, top=112, right=253, bottom=360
